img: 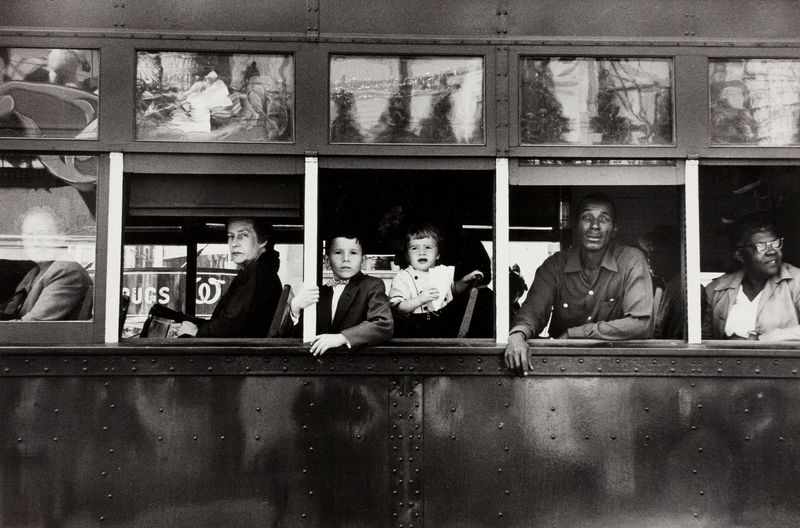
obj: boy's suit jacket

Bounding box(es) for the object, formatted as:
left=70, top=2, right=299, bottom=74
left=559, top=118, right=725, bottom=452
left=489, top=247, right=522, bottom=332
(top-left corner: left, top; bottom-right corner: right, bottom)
left=316, top=272, right=394, bottom=348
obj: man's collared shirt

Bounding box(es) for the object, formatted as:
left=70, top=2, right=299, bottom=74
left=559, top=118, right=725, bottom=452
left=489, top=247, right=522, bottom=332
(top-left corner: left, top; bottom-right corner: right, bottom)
left=510, top=244, right=653, bottom=340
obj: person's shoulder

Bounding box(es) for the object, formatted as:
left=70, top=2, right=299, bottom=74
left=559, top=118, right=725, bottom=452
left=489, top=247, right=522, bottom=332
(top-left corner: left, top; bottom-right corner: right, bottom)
left=708, top=270, right=741, bottom=292
left=358, top=273, right=385, bottom=288
left=49, top=259, right=90, bottom=280
left=779, top=262, right=800, bottom=285
left=537, top=247, right=571, bottom=270
left=782, top=262, right=800, bottom=275
left=350, top=273, right=386, bottom=294
left=613, top=244, right=647, bottom=261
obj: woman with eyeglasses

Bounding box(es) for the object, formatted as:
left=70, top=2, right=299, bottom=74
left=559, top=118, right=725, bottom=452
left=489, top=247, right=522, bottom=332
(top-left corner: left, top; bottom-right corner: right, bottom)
left=703, top=215, right=800, bottom=340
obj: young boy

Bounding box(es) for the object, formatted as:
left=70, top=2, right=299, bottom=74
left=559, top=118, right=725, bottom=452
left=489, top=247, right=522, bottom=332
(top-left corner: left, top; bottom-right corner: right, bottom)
left=389, top=223, right=483, bottom=337
left=288, top=232, right=393, bottom=355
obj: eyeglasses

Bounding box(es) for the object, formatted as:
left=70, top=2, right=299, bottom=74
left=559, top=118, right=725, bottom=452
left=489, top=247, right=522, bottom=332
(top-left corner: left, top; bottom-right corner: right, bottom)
left=739, top=237, right=783, bottom=253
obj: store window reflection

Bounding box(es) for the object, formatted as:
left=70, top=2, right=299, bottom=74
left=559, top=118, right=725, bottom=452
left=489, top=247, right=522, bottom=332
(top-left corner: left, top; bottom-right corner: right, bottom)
left=710, top=59, right=800, bottom=146
left=0, top=47, right=99, bottom=139
left=0, top=155, right=96, bottom=321
left=136, top=51, right=294, bottom=142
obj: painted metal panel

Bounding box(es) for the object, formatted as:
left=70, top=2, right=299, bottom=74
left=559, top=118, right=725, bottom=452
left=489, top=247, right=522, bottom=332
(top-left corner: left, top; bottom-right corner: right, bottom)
left=322, top=0, right=497, bottom=37
left=0, top=0, right=306, bottom=34
left=424, top=375, right=800, bottom=527
left=505, top=0, right=800, bottom=41
left=0, top=375, right=389, bottom=527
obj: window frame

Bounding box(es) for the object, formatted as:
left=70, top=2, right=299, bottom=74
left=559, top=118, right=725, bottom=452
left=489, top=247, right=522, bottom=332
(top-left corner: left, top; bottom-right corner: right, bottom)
left=0, top=152, right=109, bottom=344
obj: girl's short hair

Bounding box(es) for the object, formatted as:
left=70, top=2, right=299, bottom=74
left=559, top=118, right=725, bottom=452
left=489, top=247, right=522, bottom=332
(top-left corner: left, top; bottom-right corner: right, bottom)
left=404, top=223, right=443, bottom=251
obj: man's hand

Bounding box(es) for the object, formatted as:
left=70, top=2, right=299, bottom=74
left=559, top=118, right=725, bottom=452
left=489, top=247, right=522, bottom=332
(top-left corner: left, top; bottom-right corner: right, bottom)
left=291, top=285, right=320, bottom=314
left=177, top=321, right=199, bottom=337
left=310, top=333, right=348, bottom=356
left=504, top=332, right=530, bottom=376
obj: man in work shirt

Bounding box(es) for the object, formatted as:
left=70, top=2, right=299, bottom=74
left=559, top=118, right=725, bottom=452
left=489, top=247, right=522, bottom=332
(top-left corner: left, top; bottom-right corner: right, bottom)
left=505, top=193, right=653, bottom=375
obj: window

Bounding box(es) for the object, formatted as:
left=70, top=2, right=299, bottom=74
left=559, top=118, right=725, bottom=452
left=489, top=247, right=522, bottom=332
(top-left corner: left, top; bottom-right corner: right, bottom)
left=510, top=160, right=685, bottom=340
left=123, top=170, right=303, bottom=339
left=329, top=55, right=485, bottom=144
left=519, top=57, right=673, bottom=145
left=0, top=154, right=97, bottom=322
left=699, top=165, right=800, bottom=341
left=318, top=168, right=494, bottom=338
left=710, top=59, right=800, bottom=146
left=0, top=47, right=99, bottom=139
left=135, top=51, right=294, bottom=142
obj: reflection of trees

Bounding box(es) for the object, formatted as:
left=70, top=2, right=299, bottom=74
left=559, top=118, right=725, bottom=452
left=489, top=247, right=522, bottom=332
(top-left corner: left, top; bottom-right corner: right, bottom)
left=418, top=76, right=456, bottom=143
left=330, top=89, right=363, bottom=143
left=373, top=59, right=417, bottom=143
left=710, top=98, right=757, bottom=144
left=520, top=60, right=570, bottom=143
left=590, top=61, right=672, bottom=144
left=590, top=66, right=633, bottom=144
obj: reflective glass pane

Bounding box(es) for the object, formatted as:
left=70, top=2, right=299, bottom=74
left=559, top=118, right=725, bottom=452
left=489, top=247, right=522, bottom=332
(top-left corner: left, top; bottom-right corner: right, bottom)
left=0, top=47, right=99, bottom=139
left=136, top=51, right=294, bottom=142
left=710, top=59, right=800, bottom=146
left=520, top=57, right=673, bottom=145
left=329, top=55, right=484, bottom=144
left=0, top=155, right=97, bottom=321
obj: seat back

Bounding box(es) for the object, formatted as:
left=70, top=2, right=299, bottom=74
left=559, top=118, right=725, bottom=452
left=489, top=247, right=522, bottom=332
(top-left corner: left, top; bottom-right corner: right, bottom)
left=78, top=283, right=94, bottom=320
left=457, top=286, right=480, bottom=338
left=268, top=285, right=293, bottom=338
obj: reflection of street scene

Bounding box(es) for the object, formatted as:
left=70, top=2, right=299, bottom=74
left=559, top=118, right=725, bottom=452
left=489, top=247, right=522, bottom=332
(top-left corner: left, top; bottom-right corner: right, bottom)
left=0, top=47, right=99, bottom=139
left=136, top=52, right=293, bottom=142
left=329, top=56, right=483, bottom=144
left=710, top=59, right=800, bottom=145
left=520, top=58, right=672, bottom=145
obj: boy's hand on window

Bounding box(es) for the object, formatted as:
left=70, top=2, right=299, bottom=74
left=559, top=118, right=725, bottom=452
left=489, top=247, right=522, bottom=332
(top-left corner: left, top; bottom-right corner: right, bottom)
left=291, top=285, right=320, bottom=316
left=310, top=333, right=348, bottom=356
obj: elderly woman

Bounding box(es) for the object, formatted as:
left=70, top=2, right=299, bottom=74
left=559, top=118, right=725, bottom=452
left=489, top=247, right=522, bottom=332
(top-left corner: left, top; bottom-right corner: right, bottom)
left=178, top=217, right=282, bottom=338
left=703, top=216, right=800, bottom=341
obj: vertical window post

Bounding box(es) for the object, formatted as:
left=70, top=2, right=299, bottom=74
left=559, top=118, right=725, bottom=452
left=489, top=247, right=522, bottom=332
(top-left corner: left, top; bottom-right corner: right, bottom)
left=303, top=155, right=319, bottom=343
left=495, top=158, right=510, bottom=343
left=685, top=159, right=701, bottom=343
left=105, top=153, right=124, bottom=343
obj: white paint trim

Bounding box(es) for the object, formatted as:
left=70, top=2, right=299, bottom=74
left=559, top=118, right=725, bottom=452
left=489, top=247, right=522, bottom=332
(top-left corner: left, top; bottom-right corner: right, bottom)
left=495, top=158, right=510, bottom=343
left=105, top=153, right=124, bottom=343
left=303, top=156, right=319, bottom=344
left=685, top=159, right=702, bottom=344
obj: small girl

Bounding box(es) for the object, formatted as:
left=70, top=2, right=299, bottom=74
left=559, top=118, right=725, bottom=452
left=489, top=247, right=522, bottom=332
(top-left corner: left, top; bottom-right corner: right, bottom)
left=389, top=223, right=483, bottom=337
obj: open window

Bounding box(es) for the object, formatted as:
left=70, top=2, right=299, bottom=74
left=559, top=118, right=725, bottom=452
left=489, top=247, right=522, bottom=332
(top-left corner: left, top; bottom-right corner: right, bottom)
left=510, top=159, right=685, bottom=341
left=122, top=164, right=303, bottom=339
left=700, top=164, right=800, bottom=343
left=317, top=167, right=495, bottom=339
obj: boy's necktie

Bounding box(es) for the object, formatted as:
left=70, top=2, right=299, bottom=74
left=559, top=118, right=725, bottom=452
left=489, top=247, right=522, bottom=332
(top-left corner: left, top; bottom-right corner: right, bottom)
left=325, top=278, right=349, bottom=288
